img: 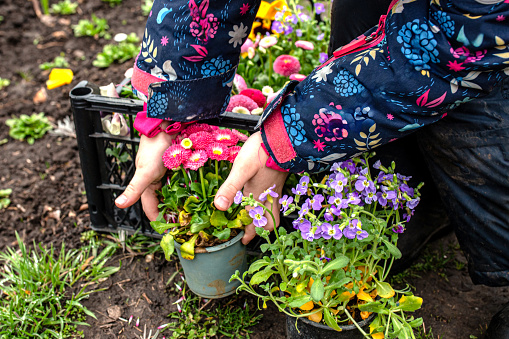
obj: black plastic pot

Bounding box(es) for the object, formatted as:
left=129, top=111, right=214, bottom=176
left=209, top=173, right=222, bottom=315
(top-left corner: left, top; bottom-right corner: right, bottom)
left=285, top=312, right=375, bottom=339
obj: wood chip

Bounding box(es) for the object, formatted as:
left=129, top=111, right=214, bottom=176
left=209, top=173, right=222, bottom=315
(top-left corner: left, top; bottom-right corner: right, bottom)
left=142, top=293, right=153, bottom=304
left=33, top=87, right=48, bottom=104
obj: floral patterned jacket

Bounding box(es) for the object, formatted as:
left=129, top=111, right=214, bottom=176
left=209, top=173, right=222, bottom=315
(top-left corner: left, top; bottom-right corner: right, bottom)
left=132, top=0, right=509, bottom=173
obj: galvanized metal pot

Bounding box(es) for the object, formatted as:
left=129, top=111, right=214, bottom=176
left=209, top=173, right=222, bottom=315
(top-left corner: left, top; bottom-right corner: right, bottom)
left=175, top=231, right=247, bottom=299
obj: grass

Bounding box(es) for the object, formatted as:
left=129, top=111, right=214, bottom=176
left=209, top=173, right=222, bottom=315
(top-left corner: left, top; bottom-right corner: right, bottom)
left=162, top=281, right=263, bottom=338
left=0, top=233, right=120, bottom=338
left=39, top=53, right=70, bottom=71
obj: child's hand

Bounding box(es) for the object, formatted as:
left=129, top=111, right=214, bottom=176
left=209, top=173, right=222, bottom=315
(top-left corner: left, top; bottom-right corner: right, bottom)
left=214, top=132, right=289, bottom=245
left=115, top=130, right=175, bottom=220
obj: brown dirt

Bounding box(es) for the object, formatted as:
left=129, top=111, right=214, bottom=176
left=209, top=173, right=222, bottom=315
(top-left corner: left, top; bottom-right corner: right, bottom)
left=0, top=0, right=508, bottom=338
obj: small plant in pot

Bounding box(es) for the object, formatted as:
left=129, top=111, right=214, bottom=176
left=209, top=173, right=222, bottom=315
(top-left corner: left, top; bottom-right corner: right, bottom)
left=151, top=123, right=252, bottom=298
left=231, top=154, right=424, bottom=338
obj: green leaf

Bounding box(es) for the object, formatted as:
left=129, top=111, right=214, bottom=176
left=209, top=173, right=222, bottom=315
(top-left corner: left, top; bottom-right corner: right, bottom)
left=183, top=196, right=200, bottom=213
left=190, top=182, right=203, bottom=195
left=374, top=280, right=395, bottom=299
left=321, top=256, right=349, bottom=275
left=310, top=277, right=324, bottom=302
left=189, top=214, right=210, bottom=233
left=150, top=221, right=179, bottom=235
left=260, top=243, right=270, bottom=253
left=250, top=268, right=274, bottom=285
left=237, top=209, right=253, bottom=226
left=323, top=308, right=342, bottom=332
left=212, top=228, right=230, bottom=240
left=323, top=278, right=351, bottom=291
left=397, top=295, right=423, bottom=312
left=408, top=317, right=423, bottom=328
left=358, top=301, right=388, bottom=314
left=227, top=218, right=243, bottom=229
left=160, top=233, right=174, bottom=261
left=288, top=295, right=312, bottom=308
left=382, top=238, right=402, bottom=259
left=210, top=210, right=229, bottom=227
left=248, top=259, right=270, bottom=274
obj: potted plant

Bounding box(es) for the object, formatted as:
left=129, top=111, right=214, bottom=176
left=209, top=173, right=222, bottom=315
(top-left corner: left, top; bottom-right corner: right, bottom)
left=231, top=154, right=424, bottom=338
left=150, top=123, right=253, bottom=298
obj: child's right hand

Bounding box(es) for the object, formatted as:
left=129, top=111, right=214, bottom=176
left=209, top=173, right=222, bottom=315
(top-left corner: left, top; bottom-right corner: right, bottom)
left=115, top=130, right=175, bottom=220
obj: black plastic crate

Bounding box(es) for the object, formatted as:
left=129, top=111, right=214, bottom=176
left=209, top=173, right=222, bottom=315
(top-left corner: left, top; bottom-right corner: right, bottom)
left=70, top=80, right=260, bottom=237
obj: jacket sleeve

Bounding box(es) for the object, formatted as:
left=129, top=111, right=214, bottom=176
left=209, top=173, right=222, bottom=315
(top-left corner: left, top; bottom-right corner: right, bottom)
left=131, top=0, right=261, bottom=121
left=259, top=0, right=509, bottom=173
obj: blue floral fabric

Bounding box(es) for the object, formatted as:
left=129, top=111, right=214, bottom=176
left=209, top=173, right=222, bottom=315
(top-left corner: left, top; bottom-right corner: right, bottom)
left=133, top=0, right=260, bottom=120
left=260, top=0, right=509, bottom=173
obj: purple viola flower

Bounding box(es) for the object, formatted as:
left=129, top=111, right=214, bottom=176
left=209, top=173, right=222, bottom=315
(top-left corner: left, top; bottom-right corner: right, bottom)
left=294, top=218, right=311, bottom=232
left=347, top=192, right=361, bottom=206
left=298, top=202, right=310, bottom=219
left=234, top=191, right=243, bottom=204
left=296, top=4, right=304, bottom=10
left=314, top=2, right=325, bottom=14
left=284, top=25, right=294, bottom=35
left=285, top=14, right=298, bottom=25
left=406, top=198, right=420, bottom=209
left=274, top=11, right=284, bottom=21
left=319, top=52, right=328, bottom=64
left=249, top=206, right=267, bottom=227
left=363, top=190, right=378, bottom=204
left=292, top=184, right=307, bottom=196
left=272, top=21, right=284, bottom=34
left=259, top=184, right=278, bottom=202
left=307, top=194, right=324, bottom=211
left=399, top=183, right=414, bottom=197
left=343, top=225, right=357, bottom=239
left=397, top=173, right=412, bottom=181
left=373, top=160, right=382, bottom=169
left=355, top=176, right=375, bottom=193
left=402, top=209, right=414, bottom=222
left=331, top=173, right=348, bottom=193
left=376, top=188, right=396, bottom=207
left=299, top=176, right=310, bottom=187
left=301, top=227, right=316, bottom=241
left=296, top=29, right=302, bottom=37
left=330, top=204, right=342, bottom=216
left=342, top=160, right=357, bottom=174
left=324, top=209, right=334, bottom=221
left=298, top=13, right=310, bottom=21
left=343, top=219, right=368, bottom=240
left=321, top=223, right=342, bottom=240
left=355, top=228, right=369, bottom=240
left=279, top=195, right=294, bottom=212
left=317, top=33, right=324, bottom=41
left=392, top=224, right=405, bottom=233
left=331, top=162, right=343, bottom=172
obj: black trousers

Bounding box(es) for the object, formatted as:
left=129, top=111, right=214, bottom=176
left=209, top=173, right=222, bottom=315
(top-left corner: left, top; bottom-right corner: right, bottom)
left=328, top=0, right=509, bottom=287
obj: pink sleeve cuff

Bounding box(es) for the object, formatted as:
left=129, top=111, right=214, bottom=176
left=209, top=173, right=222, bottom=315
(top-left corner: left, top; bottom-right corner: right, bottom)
left=134, top=103, right=192, bottom=137
left=261, top=106, right=296, bottom=165
left=261, top=143, right=288, bottom=173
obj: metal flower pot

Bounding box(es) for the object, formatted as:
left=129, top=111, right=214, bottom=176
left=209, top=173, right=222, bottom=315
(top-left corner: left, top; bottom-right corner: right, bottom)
left=175, top=231, right=247, bottom=299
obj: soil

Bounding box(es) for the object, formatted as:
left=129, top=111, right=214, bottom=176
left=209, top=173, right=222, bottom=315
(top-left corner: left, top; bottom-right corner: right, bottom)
left=0, top=0, right=508, bottom=338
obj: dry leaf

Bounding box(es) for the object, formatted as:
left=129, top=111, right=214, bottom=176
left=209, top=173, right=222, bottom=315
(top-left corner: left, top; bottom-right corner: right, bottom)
left=107, top=305, right=122, bottom=320
left=33, top=87, right=48, bottom=104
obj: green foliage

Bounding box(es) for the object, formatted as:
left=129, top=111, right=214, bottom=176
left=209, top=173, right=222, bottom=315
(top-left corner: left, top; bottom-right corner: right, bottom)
left=40, top=0, right=50, bottom=15
left=73, top=14, right=111, bottom=39
left=0, top=77, right=10, bottom=90
left=93, top=33, right=140, bottom=68
left=101, top=0, right=123, bottom=7
left=50, top=0, right=78, bottom=15
left=0, top=188, right=12, bottom=209
left=164, top=284, right=262, bottom=338
left=141, top=0, right=154, bottom=16
left=39, top=52, right=69, bottom=70
left=0, top=233, right=120, bottom=338
left=6, top=112, right=53, bottom=144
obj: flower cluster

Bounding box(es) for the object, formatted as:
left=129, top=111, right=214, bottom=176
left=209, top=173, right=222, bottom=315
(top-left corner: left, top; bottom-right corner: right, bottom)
left=152, top=123, right=251, bottom=261
left=232, top=154, right=424, bottom=338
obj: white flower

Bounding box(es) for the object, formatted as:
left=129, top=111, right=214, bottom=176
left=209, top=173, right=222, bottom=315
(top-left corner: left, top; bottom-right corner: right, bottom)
left=228, top=23, right=248, bottom=48
left=251, top=107, right=264, bottom=115
left=311, top=63, right=333, bottom=83
left=262, top=86, right=274, bottom=96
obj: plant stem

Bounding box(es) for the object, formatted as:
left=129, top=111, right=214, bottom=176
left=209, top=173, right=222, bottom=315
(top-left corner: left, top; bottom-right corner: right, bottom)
left=344, top=308, right=370, bottom=338
left=199, top=167, right=206, bottom=200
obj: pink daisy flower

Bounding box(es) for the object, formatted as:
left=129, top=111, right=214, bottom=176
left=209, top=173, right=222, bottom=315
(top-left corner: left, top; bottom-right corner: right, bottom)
left=240, top=38, right=254, bottom=53
left=295, top=40, right=314, bottom=50
left=189, top=131, right=214, bottom=150
left=273, top=55, right=301, bottom=77
left=206, top=143, right=229, bottom=161
left=231, top=129, right=248, bottom=142
left=183, top=150, right=208, bottom=170
left=234, top=74, right=248, bottom=92
left=213, top=129, right=239, bottom=146
left=183, top=123, right=213, bottom=135
left=227, top=146, right=241, bottom=163
left=226, top=94, right=259, bottom=112
left=289, top=74, right=307, bottom=81
left=163, top=145, right=192, bottom=170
